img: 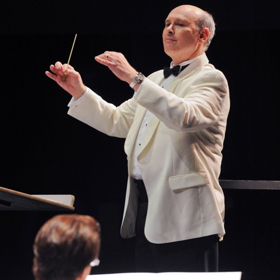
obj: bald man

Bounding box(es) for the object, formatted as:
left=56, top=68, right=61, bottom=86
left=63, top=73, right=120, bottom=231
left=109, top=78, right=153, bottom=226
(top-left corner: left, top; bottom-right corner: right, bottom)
left=46, top=5, right=230, bottom=272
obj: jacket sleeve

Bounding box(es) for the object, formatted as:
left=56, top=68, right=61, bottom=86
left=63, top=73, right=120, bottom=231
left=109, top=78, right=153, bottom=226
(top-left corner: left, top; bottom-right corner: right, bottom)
left=68, top=87, right=138, bottom=138
left=134, top=68, right=229, bottom=132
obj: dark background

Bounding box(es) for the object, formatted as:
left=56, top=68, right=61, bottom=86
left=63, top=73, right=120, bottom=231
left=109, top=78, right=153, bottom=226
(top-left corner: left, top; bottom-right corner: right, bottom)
left=0, top=1, right=279, bottom=280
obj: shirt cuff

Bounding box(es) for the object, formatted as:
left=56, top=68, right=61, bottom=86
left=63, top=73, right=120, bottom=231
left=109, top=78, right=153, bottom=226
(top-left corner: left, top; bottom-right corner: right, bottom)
left=68, top=88, right=88, bottom=107
left=133, top=80, right=145, bottom=98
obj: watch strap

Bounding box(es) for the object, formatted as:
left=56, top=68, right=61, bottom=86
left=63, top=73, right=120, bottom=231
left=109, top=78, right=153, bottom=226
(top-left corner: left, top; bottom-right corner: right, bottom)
left=129, top=72, right=144, bottom=89
left=129, top=80, right=138, bottom=88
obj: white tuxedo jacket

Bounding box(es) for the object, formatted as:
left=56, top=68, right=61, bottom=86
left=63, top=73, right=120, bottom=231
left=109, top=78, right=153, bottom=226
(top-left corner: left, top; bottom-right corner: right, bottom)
left=68, top=53, right=230, bottom=244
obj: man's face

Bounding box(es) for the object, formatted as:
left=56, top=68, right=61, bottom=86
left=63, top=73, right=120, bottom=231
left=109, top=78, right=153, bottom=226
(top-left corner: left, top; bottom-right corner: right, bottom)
left=162, top=6, right=202, bottom=65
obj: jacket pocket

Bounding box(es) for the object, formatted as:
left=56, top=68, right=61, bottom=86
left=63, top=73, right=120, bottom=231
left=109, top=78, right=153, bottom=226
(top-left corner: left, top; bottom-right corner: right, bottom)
left=169, top=172, right=209, bottom=191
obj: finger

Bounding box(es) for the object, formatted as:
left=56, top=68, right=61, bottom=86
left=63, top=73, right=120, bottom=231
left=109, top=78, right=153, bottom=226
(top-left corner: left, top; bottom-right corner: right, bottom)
left=62, top=63, right=74, bottom=72
left=95, top=56, right=117, bottom=66
left=65, top=68, right=82, bottom=79
left=65, top=64, right=74, bottom=70
left=54, top=61, right=63, bottom=69
left=95, top=51, right=111, bottom=62
left=61, top=64, right=74, bottom=81
left=45, top=71, right=59, bottom=81
left=95, top=54, right=107, bottom=64
left=96, top=51, right=111, bottom=59
left=50, top=64, right=62, bottom=75
left=102, top=53, right=110, bottom=60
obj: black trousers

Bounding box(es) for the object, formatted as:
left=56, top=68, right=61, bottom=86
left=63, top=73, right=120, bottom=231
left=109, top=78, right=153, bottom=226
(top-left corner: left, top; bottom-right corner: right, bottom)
left=134, top=179, right=219, bottom=273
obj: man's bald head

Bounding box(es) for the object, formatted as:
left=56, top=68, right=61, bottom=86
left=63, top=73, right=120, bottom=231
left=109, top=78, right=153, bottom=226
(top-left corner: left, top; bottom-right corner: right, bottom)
left=169, top=5, right=215, bottom=50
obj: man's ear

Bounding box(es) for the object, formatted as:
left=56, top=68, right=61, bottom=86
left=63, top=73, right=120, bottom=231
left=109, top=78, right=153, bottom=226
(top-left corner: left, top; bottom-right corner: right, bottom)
left=199, top=28, right=210, bottom=42
left=76, top=265, right=91, bottom=280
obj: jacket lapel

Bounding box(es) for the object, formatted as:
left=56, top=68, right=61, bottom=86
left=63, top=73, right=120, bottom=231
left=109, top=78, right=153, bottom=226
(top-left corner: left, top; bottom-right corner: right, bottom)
left=166, top=53, right=209, bottom=94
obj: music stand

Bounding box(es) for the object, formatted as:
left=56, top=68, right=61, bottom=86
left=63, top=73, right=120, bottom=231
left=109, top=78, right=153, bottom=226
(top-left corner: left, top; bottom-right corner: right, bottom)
left=0, top=186, right=75, bottom=211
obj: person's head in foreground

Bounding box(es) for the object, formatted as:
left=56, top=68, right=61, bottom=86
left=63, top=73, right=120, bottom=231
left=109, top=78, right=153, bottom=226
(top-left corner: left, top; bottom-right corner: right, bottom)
left=33, top=214, right=101, bottom=280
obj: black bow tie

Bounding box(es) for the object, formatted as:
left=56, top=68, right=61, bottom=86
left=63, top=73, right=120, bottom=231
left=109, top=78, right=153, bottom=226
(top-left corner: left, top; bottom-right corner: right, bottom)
left=163, top=64, right=189, bottom=78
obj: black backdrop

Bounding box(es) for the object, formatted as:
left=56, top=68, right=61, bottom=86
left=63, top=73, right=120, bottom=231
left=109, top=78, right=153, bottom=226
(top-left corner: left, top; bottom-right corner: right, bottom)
left=0, top=1, right=280, bottom=280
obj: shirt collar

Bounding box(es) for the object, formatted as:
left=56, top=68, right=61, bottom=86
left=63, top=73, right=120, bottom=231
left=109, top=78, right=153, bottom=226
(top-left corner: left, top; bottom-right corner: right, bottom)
left=170, top=54, right=204, bottom=68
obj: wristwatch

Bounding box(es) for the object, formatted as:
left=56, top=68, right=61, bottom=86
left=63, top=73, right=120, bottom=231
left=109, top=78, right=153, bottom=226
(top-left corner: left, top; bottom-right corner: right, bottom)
left=129, top=72, right=145, bottom=89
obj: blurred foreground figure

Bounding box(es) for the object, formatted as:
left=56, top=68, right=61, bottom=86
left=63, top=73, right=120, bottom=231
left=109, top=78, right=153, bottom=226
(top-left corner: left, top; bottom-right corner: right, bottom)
left=33, top=214, right=100, bottom=280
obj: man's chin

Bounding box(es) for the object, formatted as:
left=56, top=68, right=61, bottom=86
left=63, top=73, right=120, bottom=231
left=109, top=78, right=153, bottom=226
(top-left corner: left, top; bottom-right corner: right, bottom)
left=163, top=48, right=177, bottom=58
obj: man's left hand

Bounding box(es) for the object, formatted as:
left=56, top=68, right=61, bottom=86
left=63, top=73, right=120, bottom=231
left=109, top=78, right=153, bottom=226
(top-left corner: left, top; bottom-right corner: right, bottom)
left=95, top=51, right=137, bottom=85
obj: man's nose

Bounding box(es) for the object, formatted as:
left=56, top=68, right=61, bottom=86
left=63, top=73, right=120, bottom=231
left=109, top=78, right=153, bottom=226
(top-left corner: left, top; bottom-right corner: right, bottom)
left=167, top=24, right=174, bottom=34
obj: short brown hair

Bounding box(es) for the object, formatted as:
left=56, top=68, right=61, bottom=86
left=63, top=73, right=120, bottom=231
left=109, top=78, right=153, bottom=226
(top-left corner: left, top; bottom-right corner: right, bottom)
left=33, top=214, right=100, bottom=280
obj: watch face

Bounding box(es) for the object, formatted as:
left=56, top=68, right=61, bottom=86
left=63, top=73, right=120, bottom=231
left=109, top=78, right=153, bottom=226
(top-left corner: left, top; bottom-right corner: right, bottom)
left=135, top=73, right=144, bottom=83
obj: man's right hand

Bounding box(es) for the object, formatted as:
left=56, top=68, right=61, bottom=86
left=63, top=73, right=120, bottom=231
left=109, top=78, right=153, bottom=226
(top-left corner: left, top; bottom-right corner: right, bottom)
left=45, top=62, right=87, bottom=100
